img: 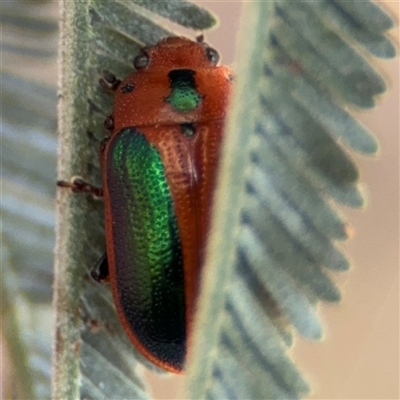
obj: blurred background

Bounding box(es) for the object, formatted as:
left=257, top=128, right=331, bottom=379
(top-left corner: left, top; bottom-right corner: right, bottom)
left=1, top=1, right=398, bottom=399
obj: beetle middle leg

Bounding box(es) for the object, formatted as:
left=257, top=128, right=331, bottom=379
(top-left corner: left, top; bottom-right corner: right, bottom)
left=57, top=176, right=103, bottom=197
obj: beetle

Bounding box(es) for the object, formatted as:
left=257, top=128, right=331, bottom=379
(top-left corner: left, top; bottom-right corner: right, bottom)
left=58, top=36, right=233, bottom=373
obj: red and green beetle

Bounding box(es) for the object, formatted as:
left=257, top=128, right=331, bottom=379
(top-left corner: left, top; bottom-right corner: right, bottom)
left=58, top=36, right=233, bottom=373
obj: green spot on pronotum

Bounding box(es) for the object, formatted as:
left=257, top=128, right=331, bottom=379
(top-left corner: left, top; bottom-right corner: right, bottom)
left=166, top=69, right=202, bottom=112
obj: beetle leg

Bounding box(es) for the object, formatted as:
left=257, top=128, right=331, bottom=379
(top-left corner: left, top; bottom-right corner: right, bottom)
left=99, top=70, right=121, bottom=91
left=57, top=176, right=103, bottom=197
left=90, top=253, right=109, bottom=282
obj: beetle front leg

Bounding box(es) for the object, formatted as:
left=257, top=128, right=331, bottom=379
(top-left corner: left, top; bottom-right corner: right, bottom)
left=57, top=176, right=103, bottom=197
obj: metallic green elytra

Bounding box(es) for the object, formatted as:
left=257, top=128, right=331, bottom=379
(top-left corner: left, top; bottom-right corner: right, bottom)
left=107, top=128, right=186, bottom=367
left=166, top=69, right=202, bottom=112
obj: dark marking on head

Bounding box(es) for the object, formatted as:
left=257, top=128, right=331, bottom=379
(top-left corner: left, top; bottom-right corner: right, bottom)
left=168, top=69, right=197, bottom=89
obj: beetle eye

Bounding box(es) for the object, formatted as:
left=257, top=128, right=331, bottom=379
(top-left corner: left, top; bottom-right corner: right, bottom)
left=205, top=47, right=219, bottom=65
left=133, top=51, right=149, bottom=70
